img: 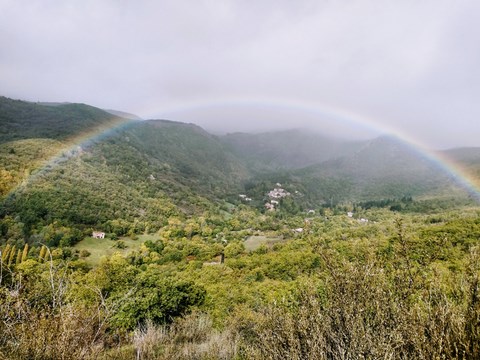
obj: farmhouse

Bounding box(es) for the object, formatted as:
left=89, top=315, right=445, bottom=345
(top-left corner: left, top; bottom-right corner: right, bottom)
left=92, top=231, right=105, bottom=239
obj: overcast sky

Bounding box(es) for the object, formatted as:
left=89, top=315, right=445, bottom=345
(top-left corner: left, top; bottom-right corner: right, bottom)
left=1, top=0, right=479, bottom=149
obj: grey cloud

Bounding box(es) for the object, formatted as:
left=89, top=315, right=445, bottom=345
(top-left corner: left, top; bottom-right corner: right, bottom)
left=0, top=0, right=479, bottom=148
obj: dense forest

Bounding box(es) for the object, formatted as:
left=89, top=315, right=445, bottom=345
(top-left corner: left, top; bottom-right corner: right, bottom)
left=1, top=96, right=480, bottom=359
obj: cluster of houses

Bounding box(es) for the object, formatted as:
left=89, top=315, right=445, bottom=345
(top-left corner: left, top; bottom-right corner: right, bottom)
left=264, top=184, right=292, bottom=211
left=238, top=184, right=296, bottom=212
left=267, top=187, right=291, bottom=199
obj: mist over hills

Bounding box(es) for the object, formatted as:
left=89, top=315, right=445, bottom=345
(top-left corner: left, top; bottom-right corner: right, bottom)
left=0, top=96, right=477, bottom=234
left=221, top=129, right=365, bottom=170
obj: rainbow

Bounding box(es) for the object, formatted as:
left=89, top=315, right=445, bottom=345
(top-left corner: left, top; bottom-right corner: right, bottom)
left=5, top=97, right=480, bottom=201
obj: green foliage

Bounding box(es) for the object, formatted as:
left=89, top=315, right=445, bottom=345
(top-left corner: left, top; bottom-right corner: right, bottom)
left=79, top=249, right=91, bottom=258
left=113, top=240, right=127, bottom=249
left=144, top=239, right=164, bottom=253
left=112, top=272, right=206, bottom=330
left=0, top=205, right=480, bottom=358
left=224, top=241, right=245, bottom=258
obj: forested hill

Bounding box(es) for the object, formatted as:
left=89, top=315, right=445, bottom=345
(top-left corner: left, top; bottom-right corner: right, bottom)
left=0, top=96, right=129, bottom=143
left=1, top=115, right=250, bottom=240
left=294, top=136, right=460, bottom=202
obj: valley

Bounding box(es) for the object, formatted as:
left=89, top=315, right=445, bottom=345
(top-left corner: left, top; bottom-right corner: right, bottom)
left=1, top=96, right=480, bottom=359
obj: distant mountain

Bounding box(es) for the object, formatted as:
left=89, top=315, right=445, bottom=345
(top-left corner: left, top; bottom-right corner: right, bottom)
left=294, top=136, right=463, bottom=203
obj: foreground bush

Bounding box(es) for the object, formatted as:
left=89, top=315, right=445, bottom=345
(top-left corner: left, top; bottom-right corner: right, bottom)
left=0, top=237, right=478, bottom=359
left=236, top=249, right=480, bottom=360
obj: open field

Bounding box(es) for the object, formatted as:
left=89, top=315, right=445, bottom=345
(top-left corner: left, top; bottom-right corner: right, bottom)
left=74, top=234, right=159, bottom=265
left=244, top=235, right=286, bottom=251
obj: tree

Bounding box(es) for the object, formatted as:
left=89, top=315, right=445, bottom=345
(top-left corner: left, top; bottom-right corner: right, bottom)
left=112, top=270, right=206, bottom=330
left=21, top=243, right=29, bottom=262
left=1, top=244, right=11, bottom=262
left=39, top=246, right=47, bottom=262
left=8, top=245, right=16, bottom=266
left=16, top=248, right=22, bottom=265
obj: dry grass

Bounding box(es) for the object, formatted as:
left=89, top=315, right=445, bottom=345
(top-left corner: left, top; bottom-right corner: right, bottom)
left=0, top=302, right=107, bottom=360
left=133, top=312, right=239, bottom=360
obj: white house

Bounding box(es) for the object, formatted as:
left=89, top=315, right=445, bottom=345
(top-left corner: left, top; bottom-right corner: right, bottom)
left=92, top=231, right=105, bottom=239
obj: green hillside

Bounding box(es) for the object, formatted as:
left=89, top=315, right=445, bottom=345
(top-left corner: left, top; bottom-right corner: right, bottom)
left=0, top=96, right=132, bottom=196
left=0, top=96, right=128, bottom=143
left=0, top=138, right=62, bottom=196
left=0, top=99, right=250, bottom=243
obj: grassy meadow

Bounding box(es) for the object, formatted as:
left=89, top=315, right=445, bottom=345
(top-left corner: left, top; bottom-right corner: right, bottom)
left=74, top=234, right=158, bottom=265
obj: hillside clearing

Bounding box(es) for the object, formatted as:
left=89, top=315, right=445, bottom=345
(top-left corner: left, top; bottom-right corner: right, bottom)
left=74, top=234, right=158, bottom=265
left=244, top=235, right=285, bottom=251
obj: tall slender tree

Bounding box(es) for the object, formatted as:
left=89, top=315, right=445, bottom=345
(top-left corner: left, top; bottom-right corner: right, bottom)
left=21, top=243, right=29, bottom=262
left=8, top=245, right=16, bottom=266
left=39, top=246, right=47, bottom=262
left=15, top=249, right=22, bottom=265
left=1, top=244, right=11, bottom=262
